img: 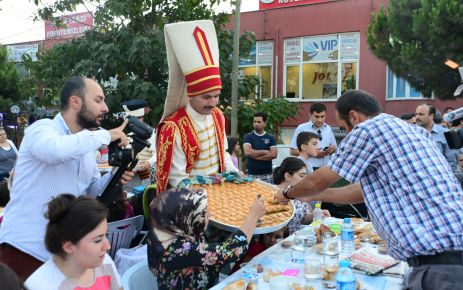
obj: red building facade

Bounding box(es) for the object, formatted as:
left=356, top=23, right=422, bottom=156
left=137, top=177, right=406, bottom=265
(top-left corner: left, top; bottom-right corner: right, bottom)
left=233, top=0, right=461, bottom=130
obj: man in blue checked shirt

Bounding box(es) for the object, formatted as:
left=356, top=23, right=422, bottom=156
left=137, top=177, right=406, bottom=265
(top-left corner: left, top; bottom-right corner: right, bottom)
left=275, top=90, right=463, bottom=289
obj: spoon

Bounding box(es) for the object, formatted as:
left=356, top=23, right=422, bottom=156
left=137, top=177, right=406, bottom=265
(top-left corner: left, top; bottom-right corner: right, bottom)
left=323, top=282, right=336, bottom=289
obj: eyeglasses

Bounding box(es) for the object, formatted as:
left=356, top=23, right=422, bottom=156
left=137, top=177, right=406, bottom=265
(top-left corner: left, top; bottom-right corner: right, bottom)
left=317, top=129, right=322, bottom=141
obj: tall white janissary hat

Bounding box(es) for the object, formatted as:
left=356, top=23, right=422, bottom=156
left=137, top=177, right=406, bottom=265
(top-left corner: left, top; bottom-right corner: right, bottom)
left=161, top=20, right=222, bottom=120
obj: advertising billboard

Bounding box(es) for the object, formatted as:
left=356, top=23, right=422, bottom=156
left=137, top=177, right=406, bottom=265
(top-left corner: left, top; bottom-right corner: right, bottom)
left=6, top=44, right=39, bottom=62
left=45, top=12, right=93, bottom=40
left=259, top=0, right=333, bottom=10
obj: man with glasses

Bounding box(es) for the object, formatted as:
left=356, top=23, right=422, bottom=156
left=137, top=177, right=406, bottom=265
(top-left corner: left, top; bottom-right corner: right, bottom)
left=290, top=103, right=337, bottom=171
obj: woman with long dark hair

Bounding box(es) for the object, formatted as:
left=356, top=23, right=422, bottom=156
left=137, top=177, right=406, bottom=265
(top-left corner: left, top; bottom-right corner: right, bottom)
left=273, top=157, right=330, bottom=234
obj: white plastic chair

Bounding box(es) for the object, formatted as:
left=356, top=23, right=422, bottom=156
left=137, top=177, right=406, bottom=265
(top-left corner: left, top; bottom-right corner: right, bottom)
left=107, top=215, right=144, bottom=258
left=121, top=260, right=158, bottom=290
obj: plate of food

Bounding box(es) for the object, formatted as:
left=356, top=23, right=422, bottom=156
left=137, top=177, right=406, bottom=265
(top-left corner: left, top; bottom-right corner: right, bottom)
left=191, top=179, right=294, bottom=234
left=354, top=223, right=384, bottom=244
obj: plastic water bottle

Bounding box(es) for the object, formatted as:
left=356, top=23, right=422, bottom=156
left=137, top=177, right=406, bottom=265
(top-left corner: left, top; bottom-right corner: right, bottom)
left=336, top=260, right=356, bottom=290
left=313, top=203, right=323, bottom=224
left=341, top=218, right=355, bottom=258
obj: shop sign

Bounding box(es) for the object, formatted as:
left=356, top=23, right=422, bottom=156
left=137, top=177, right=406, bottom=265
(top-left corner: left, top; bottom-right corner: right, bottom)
left=45, top=12, right=93, bottom=40
left=303, top=35, right=338, bottom=62
left=258, top=41, right=273, bottom=65
left=6, top=44, right=39, bottom=62
left=259, top=0, right=333, bottom=10
left=285, top=38, right=301, bottom=63
left=340, top=33, right=360, bottom=60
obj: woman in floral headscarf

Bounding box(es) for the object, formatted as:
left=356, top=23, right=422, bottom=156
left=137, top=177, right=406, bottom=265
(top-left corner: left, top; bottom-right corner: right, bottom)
left=147, top=187, right=266, bottom=290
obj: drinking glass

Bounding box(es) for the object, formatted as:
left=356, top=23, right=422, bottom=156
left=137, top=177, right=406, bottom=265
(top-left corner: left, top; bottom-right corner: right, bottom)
left=322, top=231, right=339, bottom=256
left=322, top=255, right=339, bottom=281
left=304, top=255, right=321, bottom=279
left=293, top=231, right=306, bottom=252
left=322, top=231, right=339, bottom=280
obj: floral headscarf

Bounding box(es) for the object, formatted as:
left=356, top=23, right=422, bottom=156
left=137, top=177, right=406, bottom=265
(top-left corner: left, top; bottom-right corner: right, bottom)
left=148, top=187, right=208, bottom=269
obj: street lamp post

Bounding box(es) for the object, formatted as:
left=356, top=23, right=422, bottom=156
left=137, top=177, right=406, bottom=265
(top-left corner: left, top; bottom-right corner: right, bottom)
left=230, top=0, right=242, bottom=138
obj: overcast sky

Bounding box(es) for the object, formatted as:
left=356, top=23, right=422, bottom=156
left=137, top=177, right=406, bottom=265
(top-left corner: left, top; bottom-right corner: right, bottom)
left=0, top=0, right=259, bottom=45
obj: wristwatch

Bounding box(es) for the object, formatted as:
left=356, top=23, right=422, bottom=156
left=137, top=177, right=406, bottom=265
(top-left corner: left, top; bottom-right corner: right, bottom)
left=282, top=185, right=294, bottom=200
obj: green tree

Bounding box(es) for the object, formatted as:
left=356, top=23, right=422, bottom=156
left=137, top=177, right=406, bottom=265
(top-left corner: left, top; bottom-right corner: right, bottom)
left=367, top=0, right=463, bottom=99
left=27, top=0, right=298, bottom=137
left=0, top=46, right=20, bottom=111
left=226, top=98, right=299, bottom=142
left=27, top=0, right=259, bottom=127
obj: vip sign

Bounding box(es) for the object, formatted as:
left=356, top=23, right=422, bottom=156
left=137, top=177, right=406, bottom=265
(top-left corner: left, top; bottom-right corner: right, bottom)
left=259, top=0, right=333, bottom=10
left=303, top=35, right=338, bottom=62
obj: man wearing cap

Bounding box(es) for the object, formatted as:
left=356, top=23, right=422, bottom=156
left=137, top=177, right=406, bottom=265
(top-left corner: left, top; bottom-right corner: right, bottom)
left=156, top=20, right=238, bottom=193
left=121, top=99, right=156, bottom=181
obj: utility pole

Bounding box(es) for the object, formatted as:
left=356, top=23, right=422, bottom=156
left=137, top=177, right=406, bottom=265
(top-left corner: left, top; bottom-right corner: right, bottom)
left=230, top=0, right=241, bottom=137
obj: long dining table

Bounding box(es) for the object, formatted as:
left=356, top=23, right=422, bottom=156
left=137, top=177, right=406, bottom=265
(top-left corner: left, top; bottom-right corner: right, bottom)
left=211, top=230, right=406, bottom=290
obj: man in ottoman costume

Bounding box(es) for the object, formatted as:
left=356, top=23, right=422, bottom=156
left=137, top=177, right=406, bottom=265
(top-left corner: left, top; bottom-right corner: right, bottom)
left=156, top=20, right=238, bottom=193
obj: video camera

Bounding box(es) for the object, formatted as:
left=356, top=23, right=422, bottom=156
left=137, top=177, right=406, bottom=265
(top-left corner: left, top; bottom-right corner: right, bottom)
left=443, top=107, right=463, bottom=149
left=98, top=115, right=154, bottom=207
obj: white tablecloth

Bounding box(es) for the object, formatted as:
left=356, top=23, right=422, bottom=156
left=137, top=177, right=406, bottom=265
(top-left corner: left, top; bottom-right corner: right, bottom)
left=211, top=236, right=406, bottom=290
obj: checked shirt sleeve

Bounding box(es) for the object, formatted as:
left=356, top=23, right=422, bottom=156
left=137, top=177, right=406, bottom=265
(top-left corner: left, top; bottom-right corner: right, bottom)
left=327, top=127, right=378, bottom=183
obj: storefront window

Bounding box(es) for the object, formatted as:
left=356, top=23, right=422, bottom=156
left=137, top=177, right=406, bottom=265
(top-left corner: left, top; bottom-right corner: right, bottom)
left=302, top=63, right=338, bottom=99
left=239, top=41, right=273, bottom=99
left=239, top=66, right=257, bottom=100
left=285, top=65, right=299, bottom=98
left=386, top=67, right=426, bottom=99
left=284, top=33, right=359, bottom=100
left=258, top=66, right=272, bottom=99
left=341, top=62, right=357, bottom=94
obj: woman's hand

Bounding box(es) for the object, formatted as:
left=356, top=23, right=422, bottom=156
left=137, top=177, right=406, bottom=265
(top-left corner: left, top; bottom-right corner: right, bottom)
left=240, top=197, right=266, bottom=243
left=248, top=197, right=266, bottom=221
left=322, top=209, right=331, bottom=217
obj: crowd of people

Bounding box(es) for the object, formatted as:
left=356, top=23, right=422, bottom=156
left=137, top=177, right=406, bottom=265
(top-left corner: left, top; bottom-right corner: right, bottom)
left=0, top=18, right=462, bottom=290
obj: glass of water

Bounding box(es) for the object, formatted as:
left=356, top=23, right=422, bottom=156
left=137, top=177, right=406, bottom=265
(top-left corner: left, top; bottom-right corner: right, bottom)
left=304, top=254, right=321, bottom=279
left=323, top=231, right=339, bottom=256
left=293, top=231, right=306, bottom=252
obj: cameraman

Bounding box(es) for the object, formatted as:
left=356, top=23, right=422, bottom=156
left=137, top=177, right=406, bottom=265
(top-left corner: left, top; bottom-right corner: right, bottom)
left=0, top=76, right=134, bottom=281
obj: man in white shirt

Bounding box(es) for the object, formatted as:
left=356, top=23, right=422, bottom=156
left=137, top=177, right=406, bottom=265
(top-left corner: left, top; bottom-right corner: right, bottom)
left=290, top=103, right=337, bottom=171
left=0, top=76, right=134, bottom=280
left=156, top=20, right=238, bottom=193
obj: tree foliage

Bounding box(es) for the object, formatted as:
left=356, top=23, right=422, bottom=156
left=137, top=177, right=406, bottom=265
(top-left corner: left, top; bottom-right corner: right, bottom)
left=367, top=0, right=463, bottom=99
left=25, top=0, right=298, bottom=140
left=0, top=46, right=20, bottom=111
left=26, top=0, right=260, bottom=127
left=226, top=98, right=299, bottom=141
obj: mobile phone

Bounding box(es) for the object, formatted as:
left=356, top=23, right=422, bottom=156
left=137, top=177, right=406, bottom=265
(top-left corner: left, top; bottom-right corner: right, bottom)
left=323, top=146, right=329, bottom=151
